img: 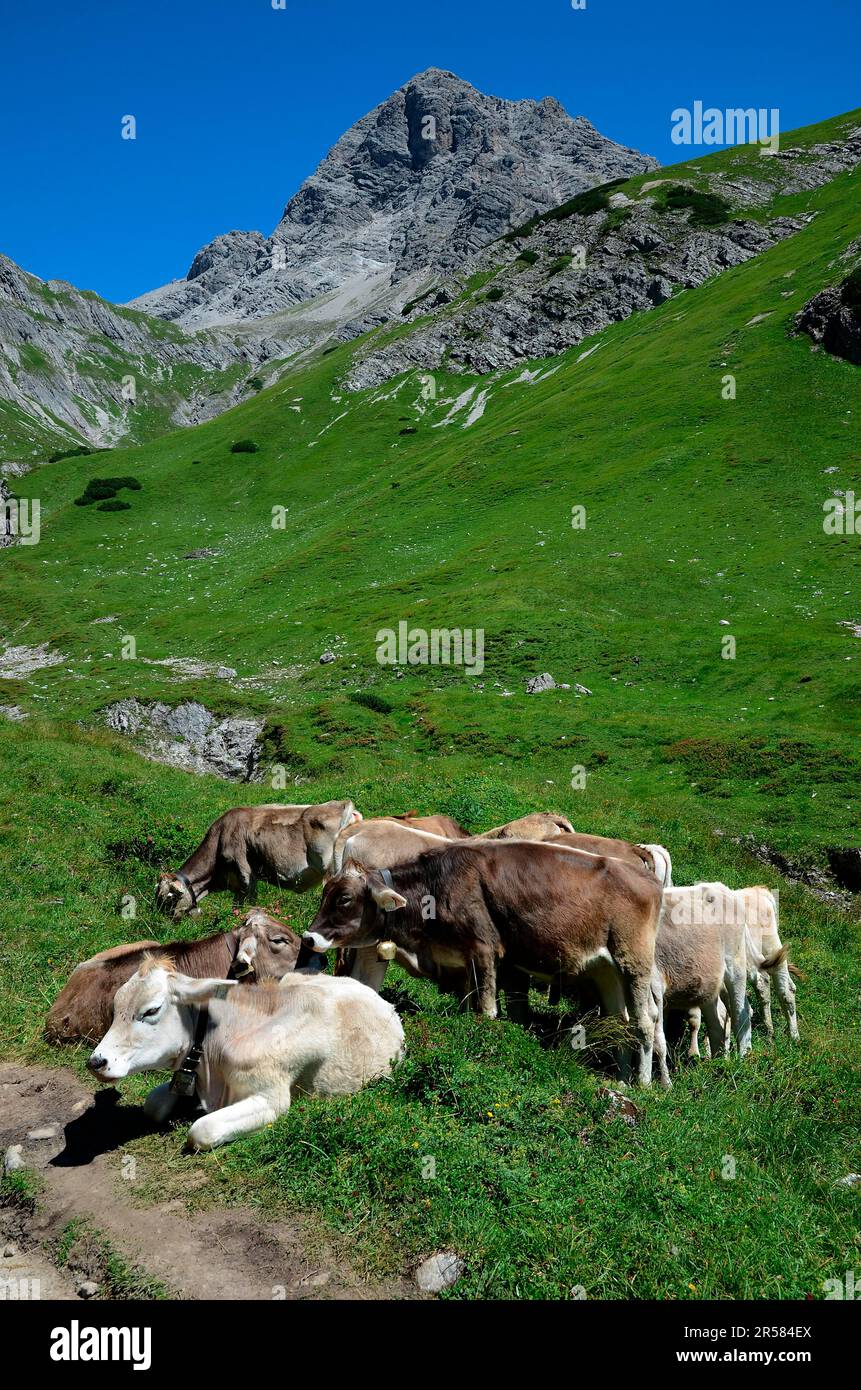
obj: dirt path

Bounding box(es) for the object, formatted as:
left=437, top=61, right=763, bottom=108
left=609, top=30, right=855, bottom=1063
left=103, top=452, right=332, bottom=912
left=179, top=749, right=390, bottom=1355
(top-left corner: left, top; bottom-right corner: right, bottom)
left=0, top=1064, right=417, bottom=1301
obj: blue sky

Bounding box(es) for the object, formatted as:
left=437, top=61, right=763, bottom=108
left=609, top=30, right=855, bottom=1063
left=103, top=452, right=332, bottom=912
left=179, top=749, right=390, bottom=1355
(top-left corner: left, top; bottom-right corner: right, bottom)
left=2, top=0, right=858, bottom=304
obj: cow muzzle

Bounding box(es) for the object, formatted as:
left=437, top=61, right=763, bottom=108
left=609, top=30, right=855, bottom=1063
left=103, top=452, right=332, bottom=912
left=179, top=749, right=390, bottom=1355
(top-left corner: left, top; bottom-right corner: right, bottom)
left=302, top=931, right=333, bottom=953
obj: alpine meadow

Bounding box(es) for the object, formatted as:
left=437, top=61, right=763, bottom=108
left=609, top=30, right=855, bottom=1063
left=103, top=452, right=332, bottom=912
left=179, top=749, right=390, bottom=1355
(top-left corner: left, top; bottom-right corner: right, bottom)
left=0, top=35, right=859, bottom=1316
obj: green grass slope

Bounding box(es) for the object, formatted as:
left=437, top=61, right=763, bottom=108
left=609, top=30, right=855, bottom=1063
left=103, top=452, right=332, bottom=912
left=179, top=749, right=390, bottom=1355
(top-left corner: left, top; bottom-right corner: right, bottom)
left=1, top=114, right=859, bottom=1298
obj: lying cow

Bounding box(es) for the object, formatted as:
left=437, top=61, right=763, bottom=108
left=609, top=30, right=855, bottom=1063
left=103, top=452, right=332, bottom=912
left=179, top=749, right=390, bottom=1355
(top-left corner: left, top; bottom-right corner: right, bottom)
left=650, top=883, right=789, bottom=1085
left=480, top=813, right=575, bottom=840
left=156, top=800, right=362, bottom=920
left=87, top=957, right=404, bottom=1149
left=45, top=912, right=303, bottom=1045
left=389, top=811, right=467, bottom=837
left=304, top=841, right=662, bottom=1085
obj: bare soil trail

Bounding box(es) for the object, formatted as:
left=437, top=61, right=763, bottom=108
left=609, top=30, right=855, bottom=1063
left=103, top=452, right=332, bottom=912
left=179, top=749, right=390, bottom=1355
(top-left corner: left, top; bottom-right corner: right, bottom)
left=0, top=1064, right=416, bottom=1301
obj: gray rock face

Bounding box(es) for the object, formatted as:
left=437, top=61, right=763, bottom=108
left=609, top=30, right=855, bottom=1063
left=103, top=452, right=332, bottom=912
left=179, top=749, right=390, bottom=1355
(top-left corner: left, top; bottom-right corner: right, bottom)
left=0, top=252, right=260, bottom=454
left=795, top=272, right=861, bottom=365
left=342, top=126, right=861, bottom=390
left=131, top=69, right=658, bottom=331
left=103, top=698, right=263, bottom=781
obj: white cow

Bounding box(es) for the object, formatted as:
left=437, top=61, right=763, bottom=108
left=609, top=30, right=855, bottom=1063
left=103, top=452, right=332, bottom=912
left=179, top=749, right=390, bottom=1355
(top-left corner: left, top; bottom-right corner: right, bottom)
left=88, top=956, right=404, bottom=1149
left=736, top=886, right=799, bottom=1040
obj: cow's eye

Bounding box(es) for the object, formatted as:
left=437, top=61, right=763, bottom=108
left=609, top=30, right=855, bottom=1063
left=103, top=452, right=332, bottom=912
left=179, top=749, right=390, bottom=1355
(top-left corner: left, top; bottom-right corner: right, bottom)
left=340, top=896, right=352, bottom=908
left=270, top=937, right=287, bottom=946
left=140, top=1005, right=161, bottom=1021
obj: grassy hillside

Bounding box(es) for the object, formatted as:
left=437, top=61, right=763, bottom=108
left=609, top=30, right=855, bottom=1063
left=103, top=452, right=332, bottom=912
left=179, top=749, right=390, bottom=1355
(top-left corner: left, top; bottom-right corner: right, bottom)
left=1, top=113, right=859, bottom=1298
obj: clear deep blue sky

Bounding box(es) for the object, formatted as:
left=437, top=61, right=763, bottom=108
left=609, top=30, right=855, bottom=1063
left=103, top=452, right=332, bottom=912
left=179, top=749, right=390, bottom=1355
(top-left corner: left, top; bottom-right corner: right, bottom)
left=2, top=0, right=858, bottom=304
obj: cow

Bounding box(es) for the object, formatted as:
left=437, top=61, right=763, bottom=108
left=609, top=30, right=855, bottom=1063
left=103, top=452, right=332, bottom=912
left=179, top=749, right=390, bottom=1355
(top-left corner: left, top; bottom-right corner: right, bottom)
left=330, top=820, right=672, bottom=1002
left=735, top=886, right=799, bottom=1040
left=303, top=841, right=662, bottom=1085
left=388, top=812, right=467, bottom=838
left=649, top=883, right=789, bottom=1085
left=45, top=913, right=304, bottom=1046
left=86, top=957, right=404, bottom=1150
left=155, top=800, right=362, bottom=920
left=480, top=813, right=575, bottom=840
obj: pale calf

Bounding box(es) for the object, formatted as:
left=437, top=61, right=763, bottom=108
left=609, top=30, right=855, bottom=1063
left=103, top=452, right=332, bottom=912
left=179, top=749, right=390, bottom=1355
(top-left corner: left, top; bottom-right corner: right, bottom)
left=88, top=957, right=404, bottom=1150
left=653, top=883, right=790, bottom=1083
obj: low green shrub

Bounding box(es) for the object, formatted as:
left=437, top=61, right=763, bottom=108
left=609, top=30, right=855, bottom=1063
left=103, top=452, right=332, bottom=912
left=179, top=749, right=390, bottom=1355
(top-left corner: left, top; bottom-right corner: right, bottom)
left=231, top=440, right=260, bottom=454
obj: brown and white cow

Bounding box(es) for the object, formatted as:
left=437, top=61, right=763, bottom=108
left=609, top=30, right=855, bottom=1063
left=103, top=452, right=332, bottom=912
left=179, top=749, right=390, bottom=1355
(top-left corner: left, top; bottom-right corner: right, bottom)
left=155, top=800, right=362, bottom=920
left=45, top=912, right=305, bottom=1045
left=304, top=841, right=662, bottom=1085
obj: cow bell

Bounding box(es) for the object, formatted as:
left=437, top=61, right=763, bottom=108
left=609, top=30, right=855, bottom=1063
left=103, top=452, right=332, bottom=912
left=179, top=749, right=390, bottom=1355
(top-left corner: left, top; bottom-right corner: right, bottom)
left=376, top=940, right=397, bottom=962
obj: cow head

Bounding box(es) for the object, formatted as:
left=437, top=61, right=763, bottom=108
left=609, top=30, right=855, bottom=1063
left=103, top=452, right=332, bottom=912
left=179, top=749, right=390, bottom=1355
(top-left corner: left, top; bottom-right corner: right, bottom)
left=155, top=872, right=198, bottom=921
left=87, top=960, right=236, bottom=1082
left=232, top=909, right=301, bottom=979
left=302, top=800, right=363, bottom=876
left=303, top=868, right=406, bottom=954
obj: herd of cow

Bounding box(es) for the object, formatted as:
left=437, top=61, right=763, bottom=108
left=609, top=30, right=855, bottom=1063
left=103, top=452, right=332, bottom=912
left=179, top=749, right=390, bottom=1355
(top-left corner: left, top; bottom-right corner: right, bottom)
left=45, top=799, right=800, bottom=1150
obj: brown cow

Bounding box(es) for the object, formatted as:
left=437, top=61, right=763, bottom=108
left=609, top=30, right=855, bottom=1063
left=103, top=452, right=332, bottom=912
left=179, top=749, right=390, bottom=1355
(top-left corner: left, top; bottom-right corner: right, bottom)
left=480, top=813, right=574, bottom=840
left=45, top=912, right=304, bottom=1046
left=304, top=841, right=662, bottom=1085
left=388, top=812, right=467, bottom=838
left=156, top=800, right=362, bottom=920
left=330, top=820, right=666, bottom=1001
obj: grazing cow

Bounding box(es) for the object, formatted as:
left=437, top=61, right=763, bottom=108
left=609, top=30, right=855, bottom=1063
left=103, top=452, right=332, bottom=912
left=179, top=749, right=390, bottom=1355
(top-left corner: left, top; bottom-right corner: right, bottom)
left=480, top=813, right=575, bottom=840
left=649, top=883, right=789, bottom=1085
left=304, top=841, right=662, bottom=1085
left=736, top=886, right=799, bottom=1040
left=45, top=913, right=303, bottom=1045
left=87, top=957, right=404, bottom=1149
left=155, top=800, right=362, bottom=920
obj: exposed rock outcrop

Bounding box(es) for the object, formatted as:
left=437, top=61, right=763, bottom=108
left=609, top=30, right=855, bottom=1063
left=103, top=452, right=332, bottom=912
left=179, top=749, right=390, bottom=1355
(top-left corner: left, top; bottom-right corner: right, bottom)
left=102, top=699, right=263, bottom=780
left=795, top=270, right=861, bottom=365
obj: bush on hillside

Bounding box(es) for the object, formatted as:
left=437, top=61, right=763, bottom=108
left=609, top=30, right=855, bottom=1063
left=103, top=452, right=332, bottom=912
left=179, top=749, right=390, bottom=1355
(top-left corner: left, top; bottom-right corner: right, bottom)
left=96, top=499, right=131, bottom=512
left=231, top=439, right=260, bottom=453
left=660, top=184, right=730, bottom=227
left=73, top=476, right=142, bottom=507
left=517, top=249, right=539, bottom=266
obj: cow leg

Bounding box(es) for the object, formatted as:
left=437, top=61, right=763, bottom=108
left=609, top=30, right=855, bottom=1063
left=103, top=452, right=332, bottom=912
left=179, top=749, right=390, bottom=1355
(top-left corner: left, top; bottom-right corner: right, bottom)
left=143, top=1082, right=182, bottom=1125
left=725, top=966, right=753, bottom=1057
left=701, top=997, right=728, bottom=1058
left=467, top=949, right=498, bottom=1018
left=187, top=1094, right=280, bottom=1151
left=751, top=970, right=774, bottom=1036
left=652, top=980, right=672, bottom=1088
left=687, top=1007, right=702, bottom=1059
left=621, top=972, right=657, bottom=1087
left=774, top=966, right=800, bottom=1041
left=500, top=965, right=531, bottom=1025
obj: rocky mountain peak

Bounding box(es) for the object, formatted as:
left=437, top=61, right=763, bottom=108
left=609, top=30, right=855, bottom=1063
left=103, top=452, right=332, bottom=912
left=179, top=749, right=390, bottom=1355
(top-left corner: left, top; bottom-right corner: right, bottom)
left=130, top=70, right=658, bottom=331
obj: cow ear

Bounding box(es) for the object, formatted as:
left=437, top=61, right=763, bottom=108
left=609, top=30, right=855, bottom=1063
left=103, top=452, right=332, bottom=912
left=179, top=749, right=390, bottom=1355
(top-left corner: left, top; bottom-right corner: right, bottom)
left=168, top=974, right=238, bottom=1005
left=369, top=883, right=408, bottom=913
